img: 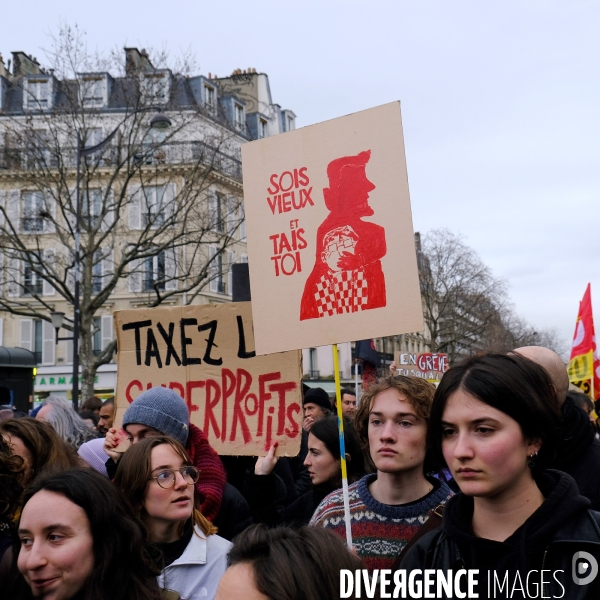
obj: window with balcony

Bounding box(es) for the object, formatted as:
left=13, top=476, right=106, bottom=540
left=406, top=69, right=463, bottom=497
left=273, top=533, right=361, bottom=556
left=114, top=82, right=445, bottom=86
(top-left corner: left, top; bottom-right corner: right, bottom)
left=143, top=252, right=166, bottom=292
left=22, top=191, right=45, bottom=232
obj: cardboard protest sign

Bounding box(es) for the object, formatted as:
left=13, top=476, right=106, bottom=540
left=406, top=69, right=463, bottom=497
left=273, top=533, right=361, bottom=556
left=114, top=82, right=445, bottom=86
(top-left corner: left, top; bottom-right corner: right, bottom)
left=242, top=101, right=424, bottom=355
left=114, top=302, right=303, bottom=456
left=395, top=352, right=449, bottom=383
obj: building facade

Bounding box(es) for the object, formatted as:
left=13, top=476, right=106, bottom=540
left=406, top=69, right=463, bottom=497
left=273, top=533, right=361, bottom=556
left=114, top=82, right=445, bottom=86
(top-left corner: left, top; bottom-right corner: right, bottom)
left=0, top=49, right=296, bottom=401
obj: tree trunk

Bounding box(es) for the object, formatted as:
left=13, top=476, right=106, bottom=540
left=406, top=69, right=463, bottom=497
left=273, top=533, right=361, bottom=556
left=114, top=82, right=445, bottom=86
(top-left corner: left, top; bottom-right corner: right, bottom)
left=79, top=312, right=97, bottom=402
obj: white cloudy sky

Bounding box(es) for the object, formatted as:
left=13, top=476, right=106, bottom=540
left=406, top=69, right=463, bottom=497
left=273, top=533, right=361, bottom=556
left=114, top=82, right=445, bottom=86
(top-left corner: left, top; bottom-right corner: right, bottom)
left=3, top=0, right=599, bottom=351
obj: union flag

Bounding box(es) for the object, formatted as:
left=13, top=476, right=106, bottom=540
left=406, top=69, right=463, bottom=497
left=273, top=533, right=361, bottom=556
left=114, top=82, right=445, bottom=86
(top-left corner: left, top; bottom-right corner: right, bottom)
left=568, top=284, right=600, bottom=400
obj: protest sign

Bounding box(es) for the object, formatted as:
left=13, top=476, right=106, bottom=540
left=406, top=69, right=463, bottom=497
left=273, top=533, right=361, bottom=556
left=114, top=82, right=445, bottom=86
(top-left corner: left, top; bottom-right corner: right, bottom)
left=114, top=302, right=303, bottom=456
left=395, top=352, right=449, bottom=383
left=241, top=101, right=424, bottom=355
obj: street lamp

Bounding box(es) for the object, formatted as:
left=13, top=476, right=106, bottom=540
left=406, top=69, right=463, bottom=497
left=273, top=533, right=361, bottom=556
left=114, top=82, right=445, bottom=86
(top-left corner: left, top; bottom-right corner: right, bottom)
left=71, top=107, right=171, bottom=410
left=51, top=311, right=74, bottom=345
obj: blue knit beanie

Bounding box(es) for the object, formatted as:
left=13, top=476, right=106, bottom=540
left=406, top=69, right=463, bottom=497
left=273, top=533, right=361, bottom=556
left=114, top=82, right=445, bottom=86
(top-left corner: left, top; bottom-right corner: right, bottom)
left=123, top=387, right=189, bottom=445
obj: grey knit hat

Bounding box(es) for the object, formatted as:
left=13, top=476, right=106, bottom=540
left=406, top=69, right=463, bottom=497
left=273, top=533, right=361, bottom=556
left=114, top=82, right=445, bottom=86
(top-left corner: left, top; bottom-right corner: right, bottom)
left=123, top=387, right=189, bottom=445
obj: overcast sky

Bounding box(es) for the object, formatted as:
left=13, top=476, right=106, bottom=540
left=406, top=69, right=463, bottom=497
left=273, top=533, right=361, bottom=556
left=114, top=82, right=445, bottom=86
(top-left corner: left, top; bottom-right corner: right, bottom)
left=3, top=0, right=599, bottom=353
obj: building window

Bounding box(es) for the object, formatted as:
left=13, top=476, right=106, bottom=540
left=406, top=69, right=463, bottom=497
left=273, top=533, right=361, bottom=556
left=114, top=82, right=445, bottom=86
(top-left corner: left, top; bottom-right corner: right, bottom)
left=22, top=191, right=45, bottom=232
left=209, top=192, right=225, bottom=233
left=143, top=252, right=166, bottom=292
left=309, top=348, right=319, bottom=379
left=24, top=130, right=54, bottom=168
left=204, top=85, right=215, bottom=109
left=93, top=317, right=102, bottom=356
left=234, top=104, right=245, bottom=130
left=287, top=115, right=294, bottom=131
left=34, top=320, right=43, bottom=363
left=259, top=118, right=268, bottom=138
left=142, top=186, right=166, bottom=228
left=144, top=74, right=168, bottom=104
left=27, top=79, right=49, bottom=108
left=209, top=246, right=225, bottom=294
left=81, top=78, right=104, bottom=106
left=83, top=189, right=102, bottom=228
left=92, top=250, right=103, bottom=294
left=23, top=261, right=43, bottom=296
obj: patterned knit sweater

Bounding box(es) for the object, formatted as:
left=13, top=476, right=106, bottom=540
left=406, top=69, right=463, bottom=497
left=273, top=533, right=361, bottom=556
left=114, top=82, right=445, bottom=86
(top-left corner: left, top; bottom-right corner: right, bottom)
left=310, top=474, right=453, bottom=570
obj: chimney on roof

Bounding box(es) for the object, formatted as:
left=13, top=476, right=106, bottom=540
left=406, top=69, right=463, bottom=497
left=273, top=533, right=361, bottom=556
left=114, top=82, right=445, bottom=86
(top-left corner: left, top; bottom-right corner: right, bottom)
left=124, top=47, right=154, bottom=75
left=414, top=232, right=421, bottom=252
left=11, top=51, right=42, bottom=77
left=0, top=54, right=9, bottom=79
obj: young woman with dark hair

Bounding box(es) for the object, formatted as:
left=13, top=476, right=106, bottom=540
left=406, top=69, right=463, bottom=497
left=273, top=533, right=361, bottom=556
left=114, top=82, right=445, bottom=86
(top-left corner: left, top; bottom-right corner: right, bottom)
left=1, top=418, right=80, bottom=485
left=14, top=468, right=163, bottom=600
left=215, top=524, right=369, bottom=600
left=244, top=416, right=366, bottom=527
left=402, top=353, right=600, bottom=599
left=114, top=436, right=231, bottom=600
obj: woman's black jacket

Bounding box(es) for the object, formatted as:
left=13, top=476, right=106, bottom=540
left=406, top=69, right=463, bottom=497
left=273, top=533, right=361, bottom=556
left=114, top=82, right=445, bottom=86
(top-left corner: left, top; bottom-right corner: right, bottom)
left=401, top=471, right=600, bottom=600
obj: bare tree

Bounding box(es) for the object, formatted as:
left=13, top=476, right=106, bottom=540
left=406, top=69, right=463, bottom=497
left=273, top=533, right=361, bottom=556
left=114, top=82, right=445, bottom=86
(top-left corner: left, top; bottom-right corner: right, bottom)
left=419, top=228, right=508, bottom=362
left=478, top=306, right=567, bottom=358
left=0, top=26, right=246, bottom=399
left=418, top=229, right=566, bottom=362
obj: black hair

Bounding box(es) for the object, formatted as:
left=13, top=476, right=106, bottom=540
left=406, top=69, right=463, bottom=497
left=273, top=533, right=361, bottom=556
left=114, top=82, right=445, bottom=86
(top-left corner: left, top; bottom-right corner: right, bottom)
left=568, top=390, right=594, bottom=414
left=309, top=415, right=366, bottom=483
left=101, top=397, right=115, bottom=408
left=428, top=353, right=562, bottom=471
left=341, top=388, right=356, bottom=398
left=18, top=468, right=161, bottom=600
left=78, top=410, right=99, bottom=427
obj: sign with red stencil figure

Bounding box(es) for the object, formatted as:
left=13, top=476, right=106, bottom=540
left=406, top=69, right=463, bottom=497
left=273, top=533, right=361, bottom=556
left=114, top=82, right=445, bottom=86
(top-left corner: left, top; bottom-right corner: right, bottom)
left=242, top=102, right=423, bottom=355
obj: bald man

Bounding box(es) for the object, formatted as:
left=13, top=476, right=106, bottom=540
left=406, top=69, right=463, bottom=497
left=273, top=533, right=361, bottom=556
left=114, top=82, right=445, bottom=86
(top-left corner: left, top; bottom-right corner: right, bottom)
left=515, top=346, right=570, bottom=404
left=515, top=345, right=600, bottom=510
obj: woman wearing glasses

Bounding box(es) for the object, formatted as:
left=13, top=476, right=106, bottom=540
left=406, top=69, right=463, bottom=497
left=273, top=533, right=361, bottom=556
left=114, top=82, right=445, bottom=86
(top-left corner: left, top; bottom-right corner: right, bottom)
left=114, top=435, right=231, bottom=600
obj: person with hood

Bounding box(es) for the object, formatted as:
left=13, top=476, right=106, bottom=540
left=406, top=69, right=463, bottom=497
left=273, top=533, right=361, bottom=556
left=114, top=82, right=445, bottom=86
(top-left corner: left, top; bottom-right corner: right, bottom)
left=104, top=387, right=251, bottom=539
left=401, top=353, right=600, bottom=599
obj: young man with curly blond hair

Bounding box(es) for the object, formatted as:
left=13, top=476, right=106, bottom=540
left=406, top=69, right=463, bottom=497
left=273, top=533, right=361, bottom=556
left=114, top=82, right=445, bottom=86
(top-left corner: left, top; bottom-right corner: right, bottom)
left=309, top=375, right=453, bottom=570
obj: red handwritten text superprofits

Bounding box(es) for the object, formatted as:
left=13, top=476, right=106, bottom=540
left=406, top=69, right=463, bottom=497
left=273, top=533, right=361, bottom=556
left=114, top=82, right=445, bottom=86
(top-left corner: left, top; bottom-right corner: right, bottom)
left=125, top=369, right=300, bottom=450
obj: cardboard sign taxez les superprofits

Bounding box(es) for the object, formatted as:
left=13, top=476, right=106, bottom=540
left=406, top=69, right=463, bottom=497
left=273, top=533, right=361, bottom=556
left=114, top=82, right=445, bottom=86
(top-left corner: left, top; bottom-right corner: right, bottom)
left=114, top=302, right=303, bottom=456
left=242, top=101, right=424, bottom=356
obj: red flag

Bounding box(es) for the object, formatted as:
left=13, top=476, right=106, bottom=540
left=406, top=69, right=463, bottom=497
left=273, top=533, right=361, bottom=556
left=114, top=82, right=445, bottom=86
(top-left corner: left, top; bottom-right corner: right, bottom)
left=568, top=284, right=599, bottom=400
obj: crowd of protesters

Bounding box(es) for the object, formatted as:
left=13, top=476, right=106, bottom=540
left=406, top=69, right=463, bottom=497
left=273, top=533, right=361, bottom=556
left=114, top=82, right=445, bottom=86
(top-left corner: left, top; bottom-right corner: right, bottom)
left=1, top=347, right=600, bottom=599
